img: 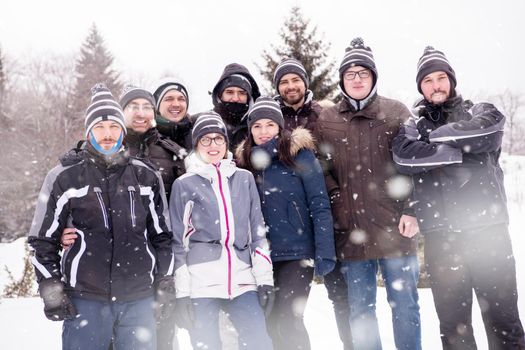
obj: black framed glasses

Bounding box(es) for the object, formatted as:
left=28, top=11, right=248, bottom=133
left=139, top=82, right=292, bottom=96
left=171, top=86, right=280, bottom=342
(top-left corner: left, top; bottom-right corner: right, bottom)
left=343, top=69, right=371, bottom=80
left=199, top=135, right=226, bottom=147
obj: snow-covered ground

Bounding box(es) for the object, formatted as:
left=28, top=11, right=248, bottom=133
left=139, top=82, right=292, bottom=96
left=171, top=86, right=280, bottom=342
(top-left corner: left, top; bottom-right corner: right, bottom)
left=1, top=154, right=524, bottom=350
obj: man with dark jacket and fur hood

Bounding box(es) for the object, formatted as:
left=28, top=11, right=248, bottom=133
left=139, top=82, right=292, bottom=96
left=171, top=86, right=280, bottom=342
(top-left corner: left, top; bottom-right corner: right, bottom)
left=392, top=46, right=525, bottom=349
left=315, top=38, right=421, bottom=350
left=211, top=63, right=261, bottom=151
left=272, top=57, right=352, bottom=350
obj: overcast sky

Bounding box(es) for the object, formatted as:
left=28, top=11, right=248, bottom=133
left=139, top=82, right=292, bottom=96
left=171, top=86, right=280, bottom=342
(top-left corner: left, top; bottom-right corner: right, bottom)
left=1, top=0, right=523, bottom=112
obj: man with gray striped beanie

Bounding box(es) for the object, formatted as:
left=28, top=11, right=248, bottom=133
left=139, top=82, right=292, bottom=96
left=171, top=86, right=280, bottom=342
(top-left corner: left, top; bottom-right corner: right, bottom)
left=315, top=37, right=421, bottom=350
left=272, top=57, right=322, bottom=133
left=28, top=82, right=175, bottom=350
left=393, top=45, right=525, bottom=349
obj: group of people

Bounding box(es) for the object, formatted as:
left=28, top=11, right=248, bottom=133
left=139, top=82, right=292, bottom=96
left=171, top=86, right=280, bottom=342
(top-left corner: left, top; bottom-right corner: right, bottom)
left=28, top=36, right=524, bottom=350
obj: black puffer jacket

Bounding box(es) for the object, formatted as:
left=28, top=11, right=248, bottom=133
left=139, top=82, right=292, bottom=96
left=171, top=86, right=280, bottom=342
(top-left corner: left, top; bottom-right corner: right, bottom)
left=274, top=90, right=321, bottom=133
left=28, top=145, right=174, bottom=302
left=392, top=96, right=508, bottom=233
left=126, top=128, right=186, bottom=198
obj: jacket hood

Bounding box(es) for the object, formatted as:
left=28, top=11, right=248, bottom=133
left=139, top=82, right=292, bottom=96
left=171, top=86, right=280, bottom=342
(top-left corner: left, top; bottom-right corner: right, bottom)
left=235, top=126, right=315, bottom=161
left=184, top=150, right=236, bottom=181
left=212, top=63, right=261, bottom=106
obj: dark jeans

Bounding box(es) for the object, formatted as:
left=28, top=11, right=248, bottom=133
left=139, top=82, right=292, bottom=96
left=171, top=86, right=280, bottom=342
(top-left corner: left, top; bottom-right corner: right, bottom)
left=267, top=260, right=314, bottom=350
left=156, top=311, right=178, bottom=350
left=425, top=224, right=525, bottom=350
left=324, top=260, right=353, bottom=350
left=63, top=296, right=156, bottom=350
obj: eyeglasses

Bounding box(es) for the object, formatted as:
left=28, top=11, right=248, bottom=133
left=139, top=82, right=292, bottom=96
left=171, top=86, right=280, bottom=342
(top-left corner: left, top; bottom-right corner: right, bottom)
left=343, top=69, right=371, bottom=81
left=199, top=135, right=226, bottom=147
left=126, top=104, right=154, bottom=113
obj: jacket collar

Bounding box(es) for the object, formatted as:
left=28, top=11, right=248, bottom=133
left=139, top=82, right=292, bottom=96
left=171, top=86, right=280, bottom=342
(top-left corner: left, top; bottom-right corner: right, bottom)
left=184, top=151, right=237, bottom=181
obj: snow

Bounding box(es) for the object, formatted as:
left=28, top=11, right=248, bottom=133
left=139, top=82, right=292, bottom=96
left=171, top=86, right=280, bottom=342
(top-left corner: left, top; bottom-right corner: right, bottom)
left=1, top=154, right=524, bottom=349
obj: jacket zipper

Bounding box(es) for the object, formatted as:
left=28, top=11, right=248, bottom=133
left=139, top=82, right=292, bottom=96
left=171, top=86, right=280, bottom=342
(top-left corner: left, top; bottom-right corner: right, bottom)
left=214, top=163, right=232, bottom=298
left=94, top=187, right=109, bottom=229
left=128, top=186, right=136, bottom=228
left=292, top=201, right=305, bottom=227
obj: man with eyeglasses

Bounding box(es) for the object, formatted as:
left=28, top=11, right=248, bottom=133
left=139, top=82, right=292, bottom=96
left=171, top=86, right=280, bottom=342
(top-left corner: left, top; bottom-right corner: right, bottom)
left=315, top=37, right=421, bottom=350
left=211, top=63, right=261, bottom=152
left=393, top=46, right=525, bottom=349
left=28, top=83, right=174, bottom=350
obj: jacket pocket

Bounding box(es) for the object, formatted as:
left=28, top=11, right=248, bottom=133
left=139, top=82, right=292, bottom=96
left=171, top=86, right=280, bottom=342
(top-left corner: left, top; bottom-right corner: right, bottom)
left=287, top=200, right=306, bottom=231
left=128, top=186, right=137, bottom=228
left=330, top=191, right=350, bottom=232
left=93, top=187, right=109, bottom=229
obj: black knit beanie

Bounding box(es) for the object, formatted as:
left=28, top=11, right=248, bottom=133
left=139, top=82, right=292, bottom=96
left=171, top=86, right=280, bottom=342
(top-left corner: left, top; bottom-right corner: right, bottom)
left=273, top=58, right=309, bottom=90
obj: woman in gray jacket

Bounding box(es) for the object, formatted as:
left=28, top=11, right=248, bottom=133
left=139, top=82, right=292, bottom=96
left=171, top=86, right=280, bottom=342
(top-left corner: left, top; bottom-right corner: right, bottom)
left=169, top=112, right=274, bottom=350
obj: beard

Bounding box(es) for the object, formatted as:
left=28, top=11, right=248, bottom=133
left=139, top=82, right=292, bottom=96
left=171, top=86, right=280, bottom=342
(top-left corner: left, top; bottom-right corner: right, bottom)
left=282, top=89, right=305, bottom=106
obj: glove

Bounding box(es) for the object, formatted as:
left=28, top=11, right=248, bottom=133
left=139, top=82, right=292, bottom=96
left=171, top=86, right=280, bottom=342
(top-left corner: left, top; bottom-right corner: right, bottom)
left=257, top=285, right=275, bottom=318
left=314, top=258, right=336, bottom=277
left=39, top=277, right=77, bottom=321
left=175, top=297, right=194, bottom=330
left=154, top=277, right=177, bottom=321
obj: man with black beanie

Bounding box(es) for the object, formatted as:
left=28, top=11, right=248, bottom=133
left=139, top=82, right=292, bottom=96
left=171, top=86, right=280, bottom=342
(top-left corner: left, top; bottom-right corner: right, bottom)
left=211, top=63, right=260, bottom=151
left=315, top=37, right=421, bottom=350
left=393, top=46, right=525, bottom=350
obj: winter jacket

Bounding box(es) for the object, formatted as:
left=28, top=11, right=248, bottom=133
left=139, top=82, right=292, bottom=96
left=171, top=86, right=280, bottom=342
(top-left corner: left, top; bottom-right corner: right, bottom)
left=169, top=152, right=273, bottom=299
left=213, top=104, right=250, bottom=153
left=274, top=90, right=322, bottom=133
left=28, top=145, right=174, bottom=302
left=392, top=96, right=508, bottom=233
left=155, top=114, right=193, bottom=150
left=125, top=128, right=186, bottom=198
left=315, top=95, right=417, bottom=261
left=236, top=128, right=336, bottom=264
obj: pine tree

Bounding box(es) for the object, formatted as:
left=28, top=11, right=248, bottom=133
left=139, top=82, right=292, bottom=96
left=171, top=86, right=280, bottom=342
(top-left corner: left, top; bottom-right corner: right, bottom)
left=258, top=6, right=338, bottom=101
left=71, top=24, right=122, bottom=131
left=0, top=45, right=6, bottom=119
left=3, top=242, right=36, bottom=297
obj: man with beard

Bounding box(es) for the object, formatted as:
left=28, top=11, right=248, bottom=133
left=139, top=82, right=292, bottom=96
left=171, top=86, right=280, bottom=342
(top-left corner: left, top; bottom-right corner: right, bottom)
left=272, top=58, right=322, bottom=133
left=273, top=57, right=352, bottom=350
left=392, top=46, right=525, bottom=350
left=28, top=83, right=174, bottom=350
left=211, top=63, right=261, bottom=151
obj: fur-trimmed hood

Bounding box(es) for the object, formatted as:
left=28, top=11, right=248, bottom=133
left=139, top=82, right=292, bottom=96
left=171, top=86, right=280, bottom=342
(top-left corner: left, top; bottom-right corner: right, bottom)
left=235, top=127, right=316, bottom=162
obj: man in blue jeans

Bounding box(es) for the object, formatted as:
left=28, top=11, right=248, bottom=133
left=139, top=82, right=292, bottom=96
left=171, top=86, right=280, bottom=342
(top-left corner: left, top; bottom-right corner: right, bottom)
left=315, top=37, right=421, bottom=350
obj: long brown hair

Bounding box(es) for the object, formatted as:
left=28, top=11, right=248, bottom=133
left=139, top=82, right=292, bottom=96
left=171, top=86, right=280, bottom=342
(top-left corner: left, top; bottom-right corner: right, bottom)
left=238, top=128, right=296, bottom=173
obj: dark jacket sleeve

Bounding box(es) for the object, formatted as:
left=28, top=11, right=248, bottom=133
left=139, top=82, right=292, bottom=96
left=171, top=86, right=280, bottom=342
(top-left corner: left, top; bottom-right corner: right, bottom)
left=28, top=166, right=70, bottom=282
left=429, top=103, right=505, bottom=154
left=313, top=121, right=340, bottom=195
left=296, top=150, right=336, bottom=262
left=392, top=117, right=463, bottom=175
left=145, top=170, right=174, bottom=278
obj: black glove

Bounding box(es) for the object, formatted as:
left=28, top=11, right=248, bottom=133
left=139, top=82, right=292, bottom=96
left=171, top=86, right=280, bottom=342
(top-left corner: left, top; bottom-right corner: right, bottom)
left=154, top=277, right=177, bottom=321
left=257, top=285, right=275, bottom=317
left=39, top=277, right=76, bottom=321
left=175, top=297, right=195, bottom=330
left=314, top=258, right=336, bottom=277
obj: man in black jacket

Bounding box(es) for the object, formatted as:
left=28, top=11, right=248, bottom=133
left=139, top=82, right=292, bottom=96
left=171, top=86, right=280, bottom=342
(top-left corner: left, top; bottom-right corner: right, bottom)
left=28, top=83, right=175, bottom=350
left=211, top=63, right=261, bottom=151
left=393, top=46, right=525, bottom=350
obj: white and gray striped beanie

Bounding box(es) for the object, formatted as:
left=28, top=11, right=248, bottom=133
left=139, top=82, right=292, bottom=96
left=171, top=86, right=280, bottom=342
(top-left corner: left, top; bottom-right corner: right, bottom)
left=273, top=58, right=309, bottom=89
left=416, top=46, right=456, bottom=93
left=191, top=111, right=228, bottom=148
left=339, top=37, right=378, bottom=85
left=247, top=96, right=285, bottom=130
left=85, top=83, right=126, bottom=137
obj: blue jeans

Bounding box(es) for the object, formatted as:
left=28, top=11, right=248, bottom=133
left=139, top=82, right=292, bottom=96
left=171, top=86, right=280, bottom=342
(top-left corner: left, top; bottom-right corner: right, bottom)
left=190, top=291, right=273, bottom=350
left=62, top=296, right=156, bottom=350
left=341, top=256, right=421, bottom=350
